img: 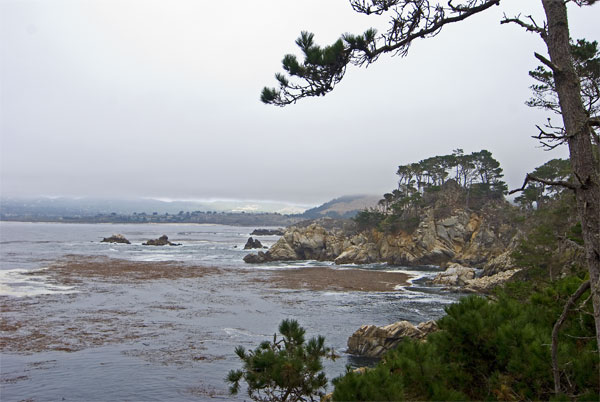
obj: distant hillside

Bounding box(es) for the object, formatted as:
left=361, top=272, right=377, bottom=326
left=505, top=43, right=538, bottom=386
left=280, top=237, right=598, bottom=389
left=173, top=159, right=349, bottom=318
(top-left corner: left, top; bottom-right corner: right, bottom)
left=300, top=195, right=380, bottom=219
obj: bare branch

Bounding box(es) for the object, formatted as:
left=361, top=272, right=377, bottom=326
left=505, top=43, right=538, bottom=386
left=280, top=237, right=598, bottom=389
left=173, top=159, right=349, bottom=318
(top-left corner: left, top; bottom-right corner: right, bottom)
left=509, top=173, right=578, bottom=195
left=500, top=13, right=547, bottom=36
left=552, top=280, right=591, bottom=395
left=365, top=0, right=502, bottom=61
left=534, top=52, right=561, bottom=73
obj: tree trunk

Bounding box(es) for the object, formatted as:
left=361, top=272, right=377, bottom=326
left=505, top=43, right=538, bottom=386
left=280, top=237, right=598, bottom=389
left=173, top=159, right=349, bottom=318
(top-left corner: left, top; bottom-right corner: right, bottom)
left=541, top=0, right=600, bottom=377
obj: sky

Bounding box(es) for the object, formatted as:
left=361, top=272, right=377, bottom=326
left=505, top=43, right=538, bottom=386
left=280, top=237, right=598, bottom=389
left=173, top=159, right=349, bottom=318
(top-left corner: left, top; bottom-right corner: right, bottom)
left=1, top=0, right=598, bottom=206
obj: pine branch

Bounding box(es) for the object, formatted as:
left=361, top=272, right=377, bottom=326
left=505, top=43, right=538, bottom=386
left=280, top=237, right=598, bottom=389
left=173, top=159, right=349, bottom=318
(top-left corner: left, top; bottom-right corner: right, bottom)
left=263, top=0, right=501, bottom=106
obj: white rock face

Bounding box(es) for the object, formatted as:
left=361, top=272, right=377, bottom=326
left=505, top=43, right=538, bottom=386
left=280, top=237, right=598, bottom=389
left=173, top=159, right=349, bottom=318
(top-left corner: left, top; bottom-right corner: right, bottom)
left=464, top=269, right=521, bottom=292
left=431, top=263, right=477, bottom=286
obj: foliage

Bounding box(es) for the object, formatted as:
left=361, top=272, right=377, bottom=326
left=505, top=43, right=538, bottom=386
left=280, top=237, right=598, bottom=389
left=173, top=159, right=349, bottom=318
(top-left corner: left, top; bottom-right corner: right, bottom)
left=353, top=149, right=507, bottom=233
left=352, top=209, right=385, bottom=231
left=226, top=319, right=336, bottom=402
left=511, top=158, right=585, bottom=282
left=332, top=277, right=598, bottom=401
left=528, top=39, right=600, bottom=119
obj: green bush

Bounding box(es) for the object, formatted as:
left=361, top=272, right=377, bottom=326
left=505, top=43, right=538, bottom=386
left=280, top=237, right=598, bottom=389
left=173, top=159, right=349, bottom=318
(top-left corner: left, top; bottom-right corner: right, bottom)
left=332, top=277, right=598, bottom=401
left=352, top=209, right=385, bottom=231
left=226, top=319, right=336, bottom=402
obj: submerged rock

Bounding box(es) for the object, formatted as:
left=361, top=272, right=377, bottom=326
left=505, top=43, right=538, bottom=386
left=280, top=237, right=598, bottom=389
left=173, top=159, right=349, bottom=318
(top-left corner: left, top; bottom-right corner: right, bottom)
left=101, top=234, right=131, bottom=244
left=243, top=237, right=265, bottom=250
left=142, top=235, right=181, bottom=246
left=347, top=320, right=438, bottom=358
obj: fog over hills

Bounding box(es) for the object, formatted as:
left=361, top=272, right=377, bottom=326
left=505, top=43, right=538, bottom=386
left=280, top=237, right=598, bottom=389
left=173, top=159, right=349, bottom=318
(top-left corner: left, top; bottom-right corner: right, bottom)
left=0, top=197, right=313, bottom=217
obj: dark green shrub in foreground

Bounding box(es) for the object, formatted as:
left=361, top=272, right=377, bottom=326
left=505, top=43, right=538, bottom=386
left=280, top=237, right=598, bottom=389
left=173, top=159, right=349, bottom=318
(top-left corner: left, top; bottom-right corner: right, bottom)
left=332, top=276, right=598, bottom=401
left=226, top=319, right=336, bottom=402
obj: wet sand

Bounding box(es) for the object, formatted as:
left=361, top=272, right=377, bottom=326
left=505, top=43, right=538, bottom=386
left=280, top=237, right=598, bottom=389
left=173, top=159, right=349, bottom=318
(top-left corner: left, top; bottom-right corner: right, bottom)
left=24, top=255, right=221, bottom=284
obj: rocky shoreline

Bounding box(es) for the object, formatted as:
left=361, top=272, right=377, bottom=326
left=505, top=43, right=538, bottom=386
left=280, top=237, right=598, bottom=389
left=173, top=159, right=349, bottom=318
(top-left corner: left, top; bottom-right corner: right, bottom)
left=243, top=206, right=523, bottom=359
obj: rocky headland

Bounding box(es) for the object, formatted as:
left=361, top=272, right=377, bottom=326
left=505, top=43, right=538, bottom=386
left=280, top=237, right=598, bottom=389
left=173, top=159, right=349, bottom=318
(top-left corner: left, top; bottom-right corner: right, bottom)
left=244, top=203, right=520, bottom=278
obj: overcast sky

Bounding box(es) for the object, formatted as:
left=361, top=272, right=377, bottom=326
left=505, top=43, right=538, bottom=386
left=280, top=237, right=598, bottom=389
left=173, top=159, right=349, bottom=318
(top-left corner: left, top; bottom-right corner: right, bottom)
left=1, top=0, right=598, bottom=205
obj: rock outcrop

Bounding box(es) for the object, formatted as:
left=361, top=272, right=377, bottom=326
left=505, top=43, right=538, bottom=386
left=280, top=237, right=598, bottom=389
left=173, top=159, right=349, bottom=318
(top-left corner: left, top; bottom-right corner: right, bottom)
left=142, top=235, right=180, bottom=246
left=250, top=229, right=285, bottom=236
left=243, top=251, right=271, bottom=264
left=101, top=234, right=131, bottom=244
left=429, top=263, right=521, bottom=293
left=347, top=320, right=438, bottom=358
left=243, top=237, right=265, bottom=250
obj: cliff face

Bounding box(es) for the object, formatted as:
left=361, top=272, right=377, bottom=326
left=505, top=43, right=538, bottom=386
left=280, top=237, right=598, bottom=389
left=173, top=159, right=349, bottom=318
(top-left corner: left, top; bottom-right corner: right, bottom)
left=244, top=203, right=520, bottom=272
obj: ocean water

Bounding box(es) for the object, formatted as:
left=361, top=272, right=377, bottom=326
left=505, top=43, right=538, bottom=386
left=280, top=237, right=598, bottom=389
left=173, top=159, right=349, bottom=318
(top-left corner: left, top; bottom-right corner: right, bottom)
left=0, top=221, right=462, bottom=401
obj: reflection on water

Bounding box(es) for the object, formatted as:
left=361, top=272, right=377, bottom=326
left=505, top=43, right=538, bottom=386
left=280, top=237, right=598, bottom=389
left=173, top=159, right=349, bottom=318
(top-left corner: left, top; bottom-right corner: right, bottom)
left=0, top=222, right=461, bottom=400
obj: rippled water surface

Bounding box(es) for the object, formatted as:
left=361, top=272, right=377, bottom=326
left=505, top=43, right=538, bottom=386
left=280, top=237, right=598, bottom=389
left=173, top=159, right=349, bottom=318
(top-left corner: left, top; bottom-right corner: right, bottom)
left=0, top=222, right=462, bottom=401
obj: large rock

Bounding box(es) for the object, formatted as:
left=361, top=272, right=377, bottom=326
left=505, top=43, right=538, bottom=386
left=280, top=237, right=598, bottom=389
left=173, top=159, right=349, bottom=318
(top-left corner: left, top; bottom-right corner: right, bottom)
left=142, top=235, right=180, bottom=246
left=243, top=251, right=271, bottom=263
left=243, top=237, right=265, bottom=249
left=347, top=320, right=438, bottom=358
left=431, top=263, right=477, bottom=286
left=101, top=234, right=130, bottom=244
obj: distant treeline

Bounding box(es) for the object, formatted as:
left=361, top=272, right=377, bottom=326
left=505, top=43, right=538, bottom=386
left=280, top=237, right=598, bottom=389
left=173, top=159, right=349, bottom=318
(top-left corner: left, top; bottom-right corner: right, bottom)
left=0, top=210, right=303, bottom=227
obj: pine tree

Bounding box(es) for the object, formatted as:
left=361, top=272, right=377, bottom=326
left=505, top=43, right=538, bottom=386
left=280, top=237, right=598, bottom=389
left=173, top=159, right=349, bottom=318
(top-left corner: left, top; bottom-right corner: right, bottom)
left=226, top=319, right=336, bottom=402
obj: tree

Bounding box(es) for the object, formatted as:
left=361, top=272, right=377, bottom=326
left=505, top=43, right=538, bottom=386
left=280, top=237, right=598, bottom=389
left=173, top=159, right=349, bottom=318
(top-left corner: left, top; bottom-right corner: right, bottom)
left=515, top=158, right=572, bottom=209
left=226, top=319, right=336, bottom=402
left=261, top=0, right=600, bottom=383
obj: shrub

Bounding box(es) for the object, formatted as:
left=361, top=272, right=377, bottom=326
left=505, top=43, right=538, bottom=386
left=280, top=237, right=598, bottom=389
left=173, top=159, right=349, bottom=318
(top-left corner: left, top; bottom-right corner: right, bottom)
left=332, top=277, right=598, bottom=401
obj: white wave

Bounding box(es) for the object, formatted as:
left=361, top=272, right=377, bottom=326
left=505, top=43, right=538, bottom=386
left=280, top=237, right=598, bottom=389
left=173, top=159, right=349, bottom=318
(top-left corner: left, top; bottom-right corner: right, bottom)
left=0, top=269, right=77, bottom=297
left=130, top=254, right=181, bottom=262
left=223, top=327, right=266, bottom=338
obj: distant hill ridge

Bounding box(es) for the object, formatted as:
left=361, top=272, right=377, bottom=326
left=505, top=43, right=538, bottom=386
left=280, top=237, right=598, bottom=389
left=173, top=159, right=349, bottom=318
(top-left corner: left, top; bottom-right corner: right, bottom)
left=300, top=195, right=380, bottom=219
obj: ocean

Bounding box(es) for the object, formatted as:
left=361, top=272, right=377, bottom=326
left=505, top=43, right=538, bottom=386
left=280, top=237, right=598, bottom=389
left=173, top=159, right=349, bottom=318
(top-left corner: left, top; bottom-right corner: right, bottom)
left=0, top=221, right=462, bottom=401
